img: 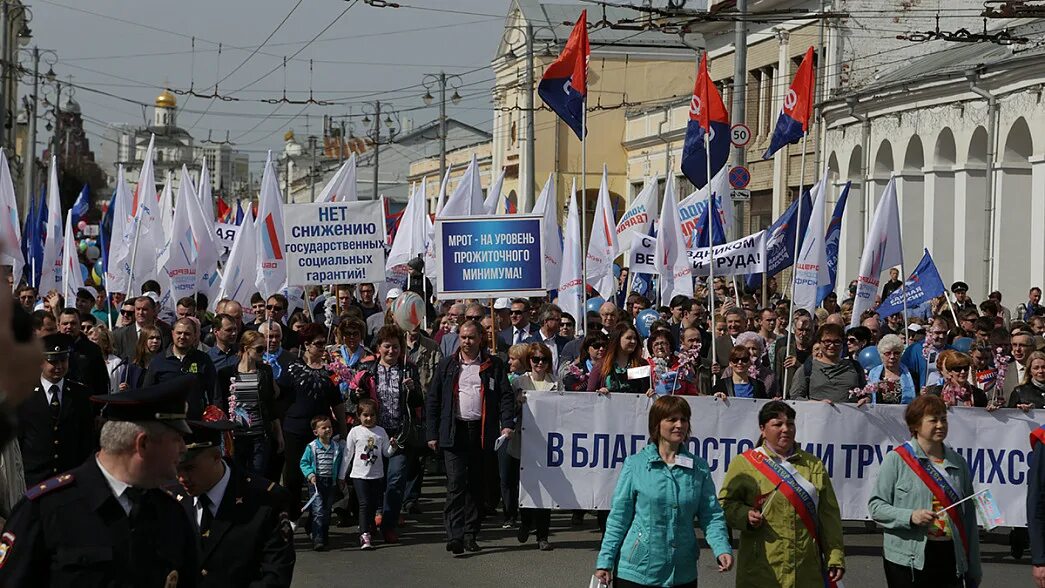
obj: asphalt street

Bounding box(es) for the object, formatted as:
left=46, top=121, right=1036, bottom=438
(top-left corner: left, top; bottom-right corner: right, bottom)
left=290, top=476, right=1035, bottom=587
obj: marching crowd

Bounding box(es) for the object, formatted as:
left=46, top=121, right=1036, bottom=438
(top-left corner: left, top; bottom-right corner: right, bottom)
left=3, top=262, right=1045, bottom=587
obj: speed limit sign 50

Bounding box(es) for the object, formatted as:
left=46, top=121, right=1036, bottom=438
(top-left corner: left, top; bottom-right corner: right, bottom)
left=730, top=123, right=751, bottom=147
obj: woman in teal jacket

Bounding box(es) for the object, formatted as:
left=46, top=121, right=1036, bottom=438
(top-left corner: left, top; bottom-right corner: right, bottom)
left=868, top=394, right=982, bottom=587
left=594, top=396, right=733, bottom=587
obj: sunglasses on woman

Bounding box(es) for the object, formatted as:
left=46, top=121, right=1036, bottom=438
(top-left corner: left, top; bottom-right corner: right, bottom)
left=531, top=356, right=549, bottom=364
left=252, top=346, right=266, bottom=353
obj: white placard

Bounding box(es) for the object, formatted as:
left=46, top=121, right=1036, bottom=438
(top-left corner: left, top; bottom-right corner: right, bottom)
left=282, top=201, right=385, bottom=286
left=688, top=229, right=766, bottom=276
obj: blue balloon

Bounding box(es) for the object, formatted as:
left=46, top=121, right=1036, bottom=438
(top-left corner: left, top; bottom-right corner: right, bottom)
left=80, top=263, right=90, bottom=282
left=635, top=308, right=659, bottom=338
left=585, top=297, right=605, bottom=313
left=951, top=337, right=974, bottom=353
left=857, top=346, right=882, bottom=370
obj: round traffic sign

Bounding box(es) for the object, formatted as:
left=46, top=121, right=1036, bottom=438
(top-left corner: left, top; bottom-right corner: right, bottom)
left=730, top=123, right=751, bottom=147
left=729, top=165, right=751, bottom=189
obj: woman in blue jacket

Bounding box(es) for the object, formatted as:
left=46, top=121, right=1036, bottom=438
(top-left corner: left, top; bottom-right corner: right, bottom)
left=594, top=395, right=733, bottom=587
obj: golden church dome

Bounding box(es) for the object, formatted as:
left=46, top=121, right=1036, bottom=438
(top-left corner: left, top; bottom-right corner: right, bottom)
left=155, top=89, right=177, bottom=109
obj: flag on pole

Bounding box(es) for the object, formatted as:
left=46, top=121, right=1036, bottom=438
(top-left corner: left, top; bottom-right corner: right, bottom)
left=234, top=200, right=245, bottom=225
left=124, top=134, right=161, bottom=294
left=0, top=150, right=24, bottom=286
left=387, top=181, right=430, bottom=270
left=689, top=191, right=727, bottom=248
left=38, top=157, right=63, bottom=295
left=537, top=10, right=589, bottom=139
left=558, top=179, right=584, bottom=334
left=158, top=167, right=199, bottom=307
left=434, top=167, right=452, bottom=217
left=681, top=53, right=730, bottom=189
left=678, top=166, right=733, bottom=247
left=61, top=210, right=84, bottom=302
left=317, top=154, right=359, bottom=203
left=439, top=155, right=485, bottom=217
left=188, top=172, right=219, bottom=302
left=104, top=167, right=132, bottom=294
left=483, top=169, right=506, bottom=215
left=792, top=173, right=831, bottom=313
left=531, top=173, right=563, bottom=287
left=586, top=165, right=619, bottom=300
left=218, top=209, right=258, bottom=311
left=816, top=181, right=851, bottom=305
left=876, top=249, right=945, bottom=319
left=763, top=46, right=816, bottom=160
left=70, top=184, right=90, bottom=226
left=197, top=157, right=216, bottom=234
left=255, top=152, right=287, bottom=297
left=616, top=177, right=659, bottom=252
left=216, top=196, right=231, bottom=223
left=157, top=172, right=174, bottom=243
left=744, top=188, right=814, bottom=290
left=654, top=173, right=693, bottom=302
left=851, top=176, right=903, bottom=327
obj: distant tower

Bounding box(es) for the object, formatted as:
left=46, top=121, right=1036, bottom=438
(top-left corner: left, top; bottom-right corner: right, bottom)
left=154, top=89, right=177, bottom=128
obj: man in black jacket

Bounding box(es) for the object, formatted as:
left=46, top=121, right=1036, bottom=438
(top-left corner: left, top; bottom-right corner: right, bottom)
left=173, top=420, right=295, bottom=588
left=57, top=307, right=110, bottom=397
left=426, top=320, right=514, bottom=556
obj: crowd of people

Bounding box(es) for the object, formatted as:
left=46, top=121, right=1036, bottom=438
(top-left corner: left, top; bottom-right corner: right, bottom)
left=4, top=264, right=1045, bottom=586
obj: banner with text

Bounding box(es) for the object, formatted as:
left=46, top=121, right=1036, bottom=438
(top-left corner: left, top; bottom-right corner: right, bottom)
left=627, top=234, right=657, bottom=274
left=435, top=214, right=545, bottom=299
left=215, top=223, right=238, bottom=263
left=519, top=394, right=1037, bottom=525
left=282, top=201, right=385, bottom=286
left=687, top=230, right=766, bottom=276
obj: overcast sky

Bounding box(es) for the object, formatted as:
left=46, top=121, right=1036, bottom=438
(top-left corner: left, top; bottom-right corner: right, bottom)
left=27, top=0, right=507, bottom=167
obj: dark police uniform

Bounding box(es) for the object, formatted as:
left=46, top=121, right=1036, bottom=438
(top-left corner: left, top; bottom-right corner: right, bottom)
left=18, top=333, right=97, bottom=486
left=0, top=376, right=199, bottom=587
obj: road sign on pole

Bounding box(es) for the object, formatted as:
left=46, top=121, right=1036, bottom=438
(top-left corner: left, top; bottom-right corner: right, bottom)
left=731, top=189, right=751, bottom=201
left=728, top=165, right=751, bottom=189
left=730, top=123, right=751, bottom=147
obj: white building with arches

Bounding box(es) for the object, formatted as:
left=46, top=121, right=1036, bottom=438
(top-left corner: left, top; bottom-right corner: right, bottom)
left=822, top=23, right=1045, bottom=303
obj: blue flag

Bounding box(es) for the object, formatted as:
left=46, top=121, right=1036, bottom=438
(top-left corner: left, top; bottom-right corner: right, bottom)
left=71, top=184, right=90, bottom=225
left=234, top=200, right=245, bottom=226
left=99, top=190, right=116, bottom=275
left=20, top=185, right=46, bottom=288
left=690, top=194, right=727, bottom=248
left=745, top=188, right=814, bottom=290
left=816, top=181, right=851, bottom=305
left=875, top=249, right=945, bottom=318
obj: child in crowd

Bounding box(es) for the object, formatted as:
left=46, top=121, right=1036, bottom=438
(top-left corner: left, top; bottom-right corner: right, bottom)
left=299, top=415, right=346, bottom=551
left=343, top=399, right=396, bottom=550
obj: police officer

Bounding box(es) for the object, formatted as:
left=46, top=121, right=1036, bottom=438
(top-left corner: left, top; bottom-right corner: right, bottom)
left=171, top=420, right=295, bottom=587
left=17, top=333, right=95, bottom=486
left=952, top=281, right=978, bottom=315
left=0, top=376, right=199, bottom=587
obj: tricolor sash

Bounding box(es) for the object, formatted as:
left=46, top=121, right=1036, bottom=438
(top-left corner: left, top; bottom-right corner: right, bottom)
left=1030, top=425, right=1045, bottom=449
left=893, top=442, right=970, bottom=560
left=741, top=448, right=840, bottom=588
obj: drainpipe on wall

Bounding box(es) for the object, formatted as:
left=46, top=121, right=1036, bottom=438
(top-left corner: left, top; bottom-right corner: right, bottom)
left=846, top=96, right=871, bottom=251
left=657, top=105, right=672, bottom=186
left=966, top=69, right=997, bottom=293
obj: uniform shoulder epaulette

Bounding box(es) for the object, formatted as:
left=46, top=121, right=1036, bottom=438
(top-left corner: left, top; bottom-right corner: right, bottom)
left=24, top=473, right=75, bottom=500
left=162, top=484, right=188, bottom=503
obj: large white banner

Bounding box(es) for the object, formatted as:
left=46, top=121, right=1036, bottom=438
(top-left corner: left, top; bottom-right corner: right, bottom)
left=519, top=394, right=1038, bottom=525
left=282, top=201, right=385, bottom=286
left=687, top=230, right=766, bottom=276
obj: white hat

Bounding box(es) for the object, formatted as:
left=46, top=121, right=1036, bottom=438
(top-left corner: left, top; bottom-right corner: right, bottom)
left=493, top=297, right=511, bottom=310
left=907, top=323, right=924, bottom=333
left=386, top=288, right=403, bottom=300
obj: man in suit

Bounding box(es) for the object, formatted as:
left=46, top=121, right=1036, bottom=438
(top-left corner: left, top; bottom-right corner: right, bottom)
left=1001, top=331, right=1035, bottom=405
left=56, top=307, right=110, bottom=398
left=525, top=303, right=570, bottom=372
left=500, top=299, right=538, bottom=347
left=0, top=377, right=199, bottom=587
left=17, top=333, right=96, bottom=486
left=173, top=420, right=295, bottom=587
left=113, top=295, right=171, bottom=360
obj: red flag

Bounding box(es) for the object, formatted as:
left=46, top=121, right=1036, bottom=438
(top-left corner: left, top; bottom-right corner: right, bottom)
left=690, top=53, right=729, bottom=133
left=216, top=197, right=231, bottom=223
left=537, top=10, right=589, bottom=138
left=786, top=46, right=816, bottom=132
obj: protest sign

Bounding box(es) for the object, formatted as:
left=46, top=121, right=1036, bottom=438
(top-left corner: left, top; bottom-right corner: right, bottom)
left=214, top=223, right=238, bottom=262
left=519, top=394, right=1034, bottom=526
left=282, top=201, right=385, bottom=286
left=688, top=230, right=766, bottom=276
left=435, top=215, right=545, bottom=299
left=627, top=234, right=657, bottom=274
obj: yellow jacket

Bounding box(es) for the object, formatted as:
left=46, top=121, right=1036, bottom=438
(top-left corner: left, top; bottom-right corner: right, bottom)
left=718, top=445, right=845, bottom=588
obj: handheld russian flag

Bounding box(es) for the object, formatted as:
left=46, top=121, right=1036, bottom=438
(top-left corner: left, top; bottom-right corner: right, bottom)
left=763, top=46, right=816, bottom=160
left=681, top=53, right=730, bottom=189
left=537, top=10, right=589, bottom=139
left=216, top=196, right=231, bottom=224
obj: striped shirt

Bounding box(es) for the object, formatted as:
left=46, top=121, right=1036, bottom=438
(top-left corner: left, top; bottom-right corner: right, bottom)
left=313, top=439, right=338, bottom=478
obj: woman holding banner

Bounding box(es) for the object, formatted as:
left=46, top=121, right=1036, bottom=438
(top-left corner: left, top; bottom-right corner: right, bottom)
left=718, top=401, right=845, bottom=587
left=921, top=350, right=988, bottom=408
left=868, top=394, right=981, bottom=587
left=594, top=395, right=733, bottom=587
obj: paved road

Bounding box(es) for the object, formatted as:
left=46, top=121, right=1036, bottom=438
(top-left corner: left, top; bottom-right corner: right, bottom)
left=291, top=477, right=1034, bottom=587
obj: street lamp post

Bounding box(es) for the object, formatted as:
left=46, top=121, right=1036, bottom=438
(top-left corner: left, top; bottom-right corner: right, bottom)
left=361, top=101, right=399, bottom=201
left=21, top=46, right=55, bottom=221
left=422, top=72, right=461, bottom=199
left=0, top=2, right=32, bottom=152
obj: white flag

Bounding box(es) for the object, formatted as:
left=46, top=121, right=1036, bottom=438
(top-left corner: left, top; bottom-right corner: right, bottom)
left=61, top=210, right=84, bottom=302
left=851, top=176, right=904, bottom=327
left=105, top=166, right=133, bottom=294
left=616, top=177, right=659, bottom=252
left=439, top=155, right=484, bottom=217
left=387, top=181, right=430, bottom=270
left=188, top=168, right=220, bottom=302
left=255, top=152, right=288, bottom=297
left=218, top=209, right=258, bottom=311
left=317, top=154, right=358, bottom=203
left=628, top=234, right=658, bottom=275
left=126, top=135, right=161, bottom=293
left=792, top=172, right=831, bottom=313
left=434, top=166, right=452, bottom=216
left=158, top=166, right=200, bottom=307
left=38, top=157, right=63, bottom=295
left=586, top=165, right=619, bottom=300
left=558, top=180, right=584, bottom=334
left=654, top=173, right=693, bottom=301
left=678, top=166, right=732, bottom=246
left=0, top=150, right=23, bottom=286
left=531, top=173, right=562, bottom=288
left=157, top=171, right=174, bottom=245
left=483, top=168, right=506, bottom=214
left=197, top=157, right=216, bottom=234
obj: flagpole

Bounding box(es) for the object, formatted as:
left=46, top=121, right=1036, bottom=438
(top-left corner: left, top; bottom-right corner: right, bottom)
left=580, top=100, right=588, bottom=335
left=781, top=134, right=809, bottom=399
left=704, top=130, right=716, bottom=386
left=901, top=263, right=910, bottom=339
